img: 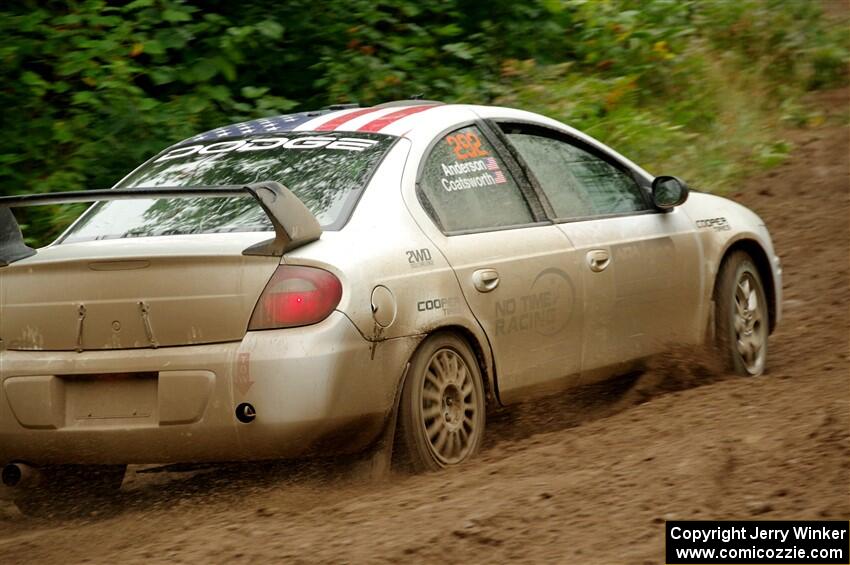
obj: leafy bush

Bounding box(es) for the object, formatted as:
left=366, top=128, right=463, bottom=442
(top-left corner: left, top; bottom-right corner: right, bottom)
left=0, top=1, right=297, bottom=241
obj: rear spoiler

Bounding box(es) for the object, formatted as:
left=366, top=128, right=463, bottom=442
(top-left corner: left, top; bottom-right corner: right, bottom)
left=0, top=181, right=321, bottom=267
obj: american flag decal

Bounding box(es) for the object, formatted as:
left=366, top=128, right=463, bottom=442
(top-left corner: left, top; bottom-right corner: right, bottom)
left=485, top=157, right=507, bottom=183
left=175, top=112, right=326, bottom=146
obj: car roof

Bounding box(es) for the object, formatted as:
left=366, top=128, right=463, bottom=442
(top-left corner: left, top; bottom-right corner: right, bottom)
left=175, top=101, right=537, bottom=145
left=172, top=100, right=651, bottom=180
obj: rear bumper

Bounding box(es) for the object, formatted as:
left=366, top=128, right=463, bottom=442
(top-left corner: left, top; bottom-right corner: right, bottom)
left=0, top=312, right=418, bottom=465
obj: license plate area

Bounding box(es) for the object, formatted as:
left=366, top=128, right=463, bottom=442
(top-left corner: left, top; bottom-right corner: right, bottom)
left=4, top=370, right=213, bottom=429
left=62, top=372, right=158, bottom=427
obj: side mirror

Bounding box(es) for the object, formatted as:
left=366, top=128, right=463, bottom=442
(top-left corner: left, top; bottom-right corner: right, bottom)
left=651, top=175, right=689, bottom=209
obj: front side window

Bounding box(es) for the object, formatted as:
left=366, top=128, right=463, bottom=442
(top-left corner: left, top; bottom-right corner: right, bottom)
left=62, top=132, right=396, bottom=243
left=503, top=127, right=647, bottom=219
left=418, top=125, right=534, bottom=233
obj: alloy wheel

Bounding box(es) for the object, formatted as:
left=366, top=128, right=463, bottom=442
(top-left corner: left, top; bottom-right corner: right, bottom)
left=733, top=272, right=767, bottom=375
left=420, top=348, right=480, bottom=465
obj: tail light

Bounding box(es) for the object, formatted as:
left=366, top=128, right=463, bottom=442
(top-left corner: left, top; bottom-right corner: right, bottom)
left=248, top=265, right=342, bottom=330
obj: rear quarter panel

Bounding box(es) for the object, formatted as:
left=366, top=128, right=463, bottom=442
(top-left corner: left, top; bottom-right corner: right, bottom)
left=282, top=135, right=495, bottom=393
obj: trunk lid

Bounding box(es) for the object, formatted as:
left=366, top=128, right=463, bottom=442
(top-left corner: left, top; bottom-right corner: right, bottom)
left=0, top=233, right=279, bottom=351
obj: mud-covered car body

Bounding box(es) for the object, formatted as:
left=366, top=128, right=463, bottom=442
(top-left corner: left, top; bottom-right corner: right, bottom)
left=0, top=101, right=781, bottom=467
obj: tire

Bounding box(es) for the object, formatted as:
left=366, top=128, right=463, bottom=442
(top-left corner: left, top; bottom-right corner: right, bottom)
left=13, top=465, right=126, bottom=519
left=396, top=333, right=486, bottom=472
left=715, top=251, right=770, bottom=376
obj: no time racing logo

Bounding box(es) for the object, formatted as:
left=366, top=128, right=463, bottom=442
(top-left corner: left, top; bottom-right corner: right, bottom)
left=495, top=268, right=576, bottom=337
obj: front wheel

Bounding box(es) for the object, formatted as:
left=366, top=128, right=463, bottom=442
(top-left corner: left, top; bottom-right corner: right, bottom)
left=396, top=333, right=486, bottom=472
left=715, top=251, right=770, bottom=376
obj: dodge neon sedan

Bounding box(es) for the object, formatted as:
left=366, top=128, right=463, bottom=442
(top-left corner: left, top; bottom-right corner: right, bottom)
left=0, top=100, right=781, bottom=516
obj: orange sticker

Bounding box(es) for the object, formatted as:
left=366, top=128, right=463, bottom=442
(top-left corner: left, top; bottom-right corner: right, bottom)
left=446, top=132, right=489, bottom=160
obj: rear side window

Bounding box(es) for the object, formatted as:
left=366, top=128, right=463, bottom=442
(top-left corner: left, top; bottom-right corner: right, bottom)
left=503, top=128, right=648, bottom=218
left=418, top=125, right=534, bottom=233
left=62, top=132, right=396, bottom=243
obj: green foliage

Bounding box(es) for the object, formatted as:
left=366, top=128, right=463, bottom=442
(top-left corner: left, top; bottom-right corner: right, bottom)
left=0, top=0, right=295, bottom=242
left=696, top=0, right=850, bottom=89
left=1, top=0, right=847, bottom=246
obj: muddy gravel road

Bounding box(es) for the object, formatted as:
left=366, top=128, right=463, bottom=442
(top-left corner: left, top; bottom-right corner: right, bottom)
left=0, top=89, right=847, bottom=564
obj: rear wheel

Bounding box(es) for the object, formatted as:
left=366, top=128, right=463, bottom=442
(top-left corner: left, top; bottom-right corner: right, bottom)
left=13, top=465, right=126, bottom=519
left=396, top=333, right=486, bottom=471
left=715, top=251, right=769, bottom=376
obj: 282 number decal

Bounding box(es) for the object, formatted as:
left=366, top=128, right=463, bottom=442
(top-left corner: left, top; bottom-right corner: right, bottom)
left=446, top=132, right=489, bottom=160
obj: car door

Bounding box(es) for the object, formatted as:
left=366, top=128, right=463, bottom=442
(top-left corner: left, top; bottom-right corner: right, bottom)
left=416, top=122, right=584, bottom=403
left=495, top=122, right=703, bottom=378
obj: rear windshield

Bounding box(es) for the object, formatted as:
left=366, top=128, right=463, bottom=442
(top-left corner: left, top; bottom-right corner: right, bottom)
left=61, top=132, right=396, bottom=243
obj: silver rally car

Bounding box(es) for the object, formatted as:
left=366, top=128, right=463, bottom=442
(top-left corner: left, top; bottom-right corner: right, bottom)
left=0, top=100, right=781, bottom=514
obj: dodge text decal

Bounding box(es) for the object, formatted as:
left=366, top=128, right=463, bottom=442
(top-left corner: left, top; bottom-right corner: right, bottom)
left=156, top=136, right=379, bottom=162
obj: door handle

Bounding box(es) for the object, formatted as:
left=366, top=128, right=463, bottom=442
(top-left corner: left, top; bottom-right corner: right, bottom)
left=586, top=249, right=610, bottom=273
left=472, top=269, right=500, bottom=293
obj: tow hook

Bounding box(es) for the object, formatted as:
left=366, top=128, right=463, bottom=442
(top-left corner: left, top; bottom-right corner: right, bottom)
left=235, top=403, right=256, bottom=424
left=2, top=462, right=42, bottom=489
